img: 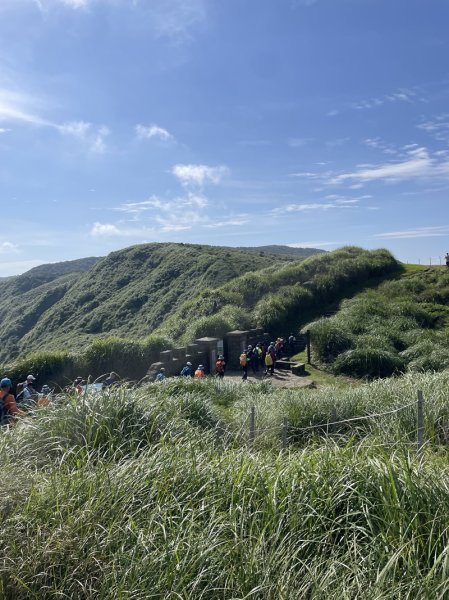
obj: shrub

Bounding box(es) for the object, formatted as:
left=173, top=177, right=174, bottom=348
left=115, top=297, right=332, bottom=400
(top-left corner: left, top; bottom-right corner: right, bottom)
left=309, top=319, right=353, bottom=363
left=333, top=347, right=405, bottom=379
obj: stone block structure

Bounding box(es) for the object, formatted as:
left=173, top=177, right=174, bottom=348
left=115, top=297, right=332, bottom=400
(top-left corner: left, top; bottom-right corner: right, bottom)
left=147, top=328, right=270, bottom=379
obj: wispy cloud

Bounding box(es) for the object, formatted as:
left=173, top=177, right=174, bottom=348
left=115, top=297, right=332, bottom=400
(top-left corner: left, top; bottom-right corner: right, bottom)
left=417, top=114, right=449, bottom=143
left=288, top=137, right=312, bottom=148
left=135, top=124, right=174, bottom=142
left=59, top=120, right=110, bottom=153
left=351, top=87, right=419, bottom=111
left=272, top=202, right=358, bottom=215
left=374, top=226, right=449, bottom=239
left=0, top=88, right=111, bottom=153
left=331, top=147, right=449, bottom=185
left=172, top=164, right=229, bottom=187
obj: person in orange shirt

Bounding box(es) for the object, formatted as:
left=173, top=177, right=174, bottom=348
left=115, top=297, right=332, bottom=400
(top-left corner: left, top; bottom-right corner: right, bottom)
left=0, top=378, right=24, bottom=426
left=194, top=365, right=206, bottom=379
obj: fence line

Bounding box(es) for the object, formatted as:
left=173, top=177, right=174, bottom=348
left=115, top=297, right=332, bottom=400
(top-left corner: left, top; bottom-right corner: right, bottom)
left=244, top=391, right=426, bottom=451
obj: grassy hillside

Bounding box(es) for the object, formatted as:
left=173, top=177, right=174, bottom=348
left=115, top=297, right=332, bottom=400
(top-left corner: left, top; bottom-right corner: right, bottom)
left=0, top=257, right=100, bottom=363
left=157, top=246, right=401, bottom=343
left=0, top=244, right=317, bottom=363
left=308, top=264, right=449, bottom=378
left=2, top=373, right=449, bottom=598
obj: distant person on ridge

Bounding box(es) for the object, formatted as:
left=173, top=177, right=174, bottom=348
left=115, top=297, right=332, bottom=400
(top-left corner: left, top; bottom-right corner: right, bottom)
left=446, top=253, right=449, bottom=267
left=180, top=362, right=194, bottom=377
left=215, top=355, right=226, bottom=379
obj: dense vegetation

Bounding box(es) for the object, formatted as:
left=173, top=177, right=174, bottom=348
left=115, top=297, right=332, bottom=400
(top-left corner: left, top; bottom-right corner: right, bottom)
left=0, top=243, right=320, bottom=363
left=157, top=246, right=400, bottom=343
left=309, top=265, right=449, bottom=378
left=2, top=372, right=449, bottom=598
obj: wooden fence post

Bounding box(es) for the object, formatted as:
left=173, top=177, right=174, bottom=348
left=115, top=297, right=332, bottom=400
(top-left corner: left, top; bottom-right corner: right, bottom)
left=306, top=330, right=311, bottom=364
left=282, top=417, right=288, bottom=450
left=417, top=390, right=424, bottom=452
left=249, top=406, right=256, bottom=445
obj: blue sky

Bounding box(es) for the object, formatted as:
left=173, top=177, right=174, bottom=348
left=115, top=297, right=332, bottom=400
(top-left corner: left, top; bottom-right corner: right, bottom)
left=1, top=0, right=449, bottom=275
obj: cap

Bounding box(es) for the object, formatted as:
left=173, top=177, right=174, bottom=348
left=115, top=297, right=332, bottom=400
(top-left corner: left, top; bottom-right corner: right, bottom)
left=160, top=367, right=165, bottom=371
left=0, top=377, right=12, bottom=387
left=41, top=385, right=51, bottom=394
left=186, top=362, right=192, bottom=366
left=218, top=355, right=224, bottom=359
left=27, top=374, right=36, bottom=381
left=198, top=365, right=204, bottom=369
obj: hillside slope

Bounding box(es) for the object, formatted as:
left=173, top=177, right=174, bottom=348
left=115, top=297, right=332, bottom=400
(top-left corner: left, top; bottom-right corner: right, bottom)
left=308, top=264, right=449, bottom=377
left=1, top=243, right=318, bottom=362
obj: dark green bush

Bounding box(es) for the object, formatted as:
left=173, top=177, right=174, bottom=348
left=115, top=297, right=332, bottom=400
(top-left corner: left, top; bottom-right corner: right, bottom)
left=333, top=347, right=405, bottom=379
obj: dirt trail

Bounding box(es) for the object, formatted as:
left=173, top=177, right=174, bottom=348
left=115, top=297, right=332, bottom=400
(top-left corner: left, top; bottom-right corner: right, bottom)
left=222, top=369, right=315, bottom=389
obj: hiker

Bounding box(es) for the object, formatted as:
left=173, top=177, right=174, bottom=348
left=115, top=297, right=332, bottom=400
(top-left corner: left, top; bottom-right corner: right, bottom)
left=240, top=350, right=248, bottom=380
left=103, top=372, right=119, bottom=387
left=155, top=368, right=166, bottom=382
left=246, top=345, right=258, bottom=374
left=38, top=384, right=52, bottom=407
left=74, top=377, right=84, bottom=394
left=288, top=333, right=296, bottom=355
left=215, top=355, right=226, bottom=379
left=16, top=375, right=38, bottom=405
left=180, top=362, right=194, bottom=377
left=267, top=343, right=277, bottom=373
left=264, top=351, right=274, bottom=376
left=194, top=365, right=206, bottom=379
left=0, top=378, right=24, bottom=425
left=446, top=253, right=449, bottom=267
left=16, top=374, right=39, bottom=406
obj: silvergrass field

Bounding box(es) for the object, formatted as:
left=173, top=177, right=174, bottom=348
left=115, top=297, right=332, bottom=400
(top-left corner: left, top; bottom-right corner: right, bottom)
left=2, top=373, right=449, bottom=599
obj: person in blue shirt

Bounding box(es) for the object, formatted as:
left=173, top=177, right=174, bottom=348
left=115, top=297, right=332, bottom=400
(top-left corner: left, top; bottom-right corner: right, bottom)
left=180, top=362, right=193, bottom=377
left=155, top=368, right=166, bottom=382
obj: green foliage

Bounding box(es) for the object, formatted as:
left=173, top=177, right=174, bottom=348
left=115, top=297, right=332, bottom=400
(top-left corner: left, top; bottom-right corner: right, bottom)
left=3, top=374, right=449, bottom=597
left=333, top=347, right=406, bottom=379
left=0, top=243, right=314, bottom=364
left=309, top=266, right=449, bottom=378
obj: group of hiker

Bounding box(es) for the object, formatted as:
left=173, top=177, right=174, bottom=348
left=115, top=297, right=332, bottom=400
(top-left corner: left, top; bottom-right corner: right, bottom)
left=240, top=336, right=293, bottom=380
left=154, top=334, right=295, bottom=383
left=154, top=355, right=227, bottom=382
left=0, top=374, right=52, bottom=426
left=1, top=371, right=121, bottom=426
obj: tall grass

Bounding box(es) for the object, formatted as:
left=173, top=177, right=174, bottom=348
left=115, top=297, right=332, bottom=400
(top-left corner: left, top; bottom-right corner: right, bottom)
left=2, top=374, right=449, bottom=597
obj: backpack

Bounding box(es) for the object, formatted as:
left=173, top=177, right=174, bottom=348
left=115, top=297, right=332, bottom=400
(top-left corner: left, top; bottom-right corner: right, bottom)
left=265, top=353, right=273, bottom=366
left=240, top=353, right=247, bottom=366
left=216, top=359, right=225, bottom=373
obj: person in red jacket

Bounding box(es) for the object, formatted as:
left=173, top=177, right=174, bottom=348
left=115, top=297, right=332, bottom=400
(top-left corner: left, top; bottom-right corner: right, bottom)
left=0, top=378, right=24, bottom=426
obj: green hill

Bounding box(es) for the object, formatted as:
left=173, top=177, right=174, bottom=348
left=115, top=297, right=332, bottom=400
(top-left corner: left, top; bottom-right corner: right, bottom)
left=308, top=264, right=449, bottom=377
left=0, top=243, right=321, bottom=363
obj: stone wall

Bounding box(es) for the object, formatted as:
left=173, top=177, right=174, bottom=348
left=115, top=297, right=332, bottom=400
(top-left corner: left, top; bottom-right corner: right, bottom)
left=147, top=327, right=269, bottom=379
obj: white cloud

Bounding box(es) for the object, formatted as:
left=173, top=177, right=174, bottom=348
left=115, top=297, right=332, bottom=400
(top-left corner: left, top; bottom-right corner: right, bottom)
left=0, top=127, right=11, bottom=133
left=135, top=124, right=174, bottom=141
left=172, top=164, right=229, bottom=187
left=0, top=241, right=19, bottom=254
left=59, top=121, right=110, bottom=153
left=273, top=202, right=357, bottom=215
left=418, top=114, right=449, bottom=143
left=374, top=226, right=449, bottom=240
left=90, top=222, right=121, bottom=236
left=331, top=147, right=449, bottom=185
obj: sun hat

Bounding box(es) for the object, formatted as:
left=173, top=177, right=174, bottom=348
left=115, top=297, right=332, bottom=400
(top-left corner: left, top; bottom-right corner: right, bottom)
left=0, top=377, right=12, bottom=388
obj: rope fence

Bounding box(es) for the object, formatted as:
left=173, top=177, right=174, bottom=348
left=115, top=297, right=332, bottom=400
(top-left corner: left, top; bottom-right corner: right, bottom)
left=242, top=390, right=426, bottom=451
